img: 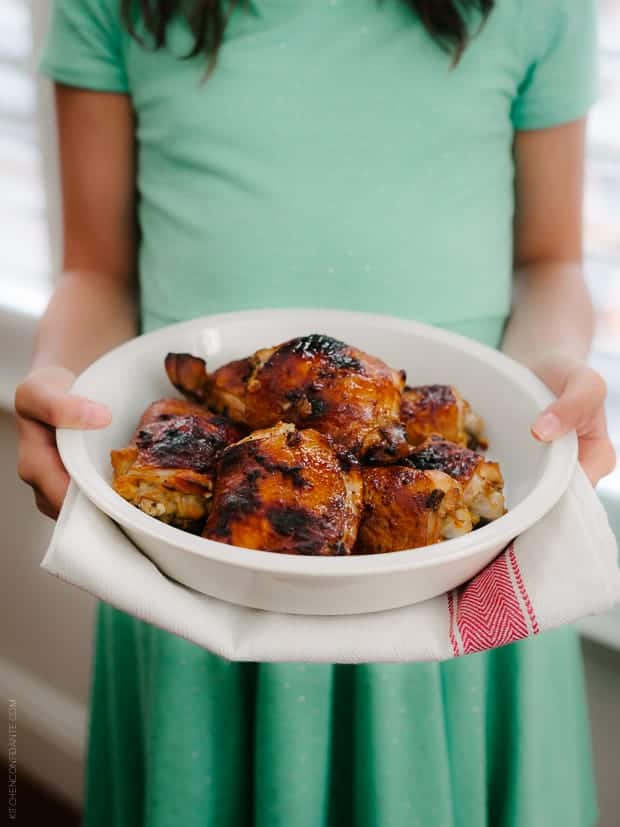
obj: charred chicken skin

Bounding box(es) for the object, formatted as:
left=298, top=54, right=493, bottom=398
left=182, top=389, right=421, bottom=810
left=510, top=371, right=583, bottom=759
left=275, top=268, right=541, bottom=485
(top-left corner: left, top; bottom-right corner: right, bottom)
left=135, top=397, right=217, bottom=429
left=203, top=422, right=363, bottom=555
left=400, top=384, right=487, bottom=450
left=165, top=334, right=409, bottom=460
left=355, top=466, right=473, bottom=555
left=111, top=400, right=245, bottom=532
left=406, top=435, right=505, bottom=526
left=110, top=343, right=508, bottom=555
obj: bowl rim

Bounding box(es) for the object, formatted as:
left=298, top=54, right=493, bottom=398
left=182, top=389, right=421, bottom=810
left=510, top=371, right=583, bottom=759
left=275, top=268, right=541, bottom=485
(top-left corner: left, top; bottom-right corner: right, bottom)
left=57, top=307, right=578, bottom=578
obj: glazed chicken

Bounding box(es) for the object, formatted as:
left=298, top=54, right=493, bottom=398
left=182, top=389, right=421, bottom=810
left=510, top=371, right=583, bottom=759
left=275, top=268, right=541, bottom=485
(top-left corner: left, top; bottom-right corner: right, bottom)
left=135, top=397, right=216, bottom=429
left=111, top=399, right=245, bottom=532
left=203, top=422, right=363, bottom=555
left=400, top=384, right=487, bottom=450
left=406, top=435, right=505, bottom=526
left=355, top=466, right=473, bottom=555
left=165, top=333, right=409, bottom=460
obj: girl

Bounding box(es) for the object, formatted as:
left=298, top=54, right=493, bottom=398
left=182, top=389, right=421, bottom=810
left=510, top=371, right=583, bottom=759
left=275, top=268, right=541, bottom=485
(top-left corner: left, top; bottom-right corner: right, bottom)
left=15, top=1, right=615, bottom=825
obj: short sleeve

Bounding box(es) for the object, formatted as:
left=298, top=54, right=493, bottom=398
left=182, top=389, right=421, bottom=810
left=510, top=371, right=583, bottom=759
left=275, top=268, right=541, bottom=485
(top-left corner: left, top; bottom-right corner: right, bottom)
left=511, top=0, right=598, bottom=130
left=39, top=0, right=129, bottom=92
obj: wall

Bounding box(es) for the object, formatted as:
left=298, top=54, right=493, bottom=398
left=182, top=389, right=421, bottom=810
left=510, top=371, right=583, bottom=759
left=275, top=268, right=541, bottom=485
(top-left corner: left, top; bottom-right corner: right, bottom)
left=0, top=409, right=93, bottom=805
left=583, top=640, right=620, bottom=827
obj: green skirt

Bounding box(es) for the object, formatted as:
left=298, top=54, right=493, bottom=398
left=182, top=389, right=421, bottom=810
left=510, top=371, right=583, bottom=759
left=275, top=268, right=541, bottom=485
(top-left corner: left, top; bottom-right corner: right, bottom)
left=85, top=309, right=597, bottom=826
left=84, top=603, right=596, bottom=827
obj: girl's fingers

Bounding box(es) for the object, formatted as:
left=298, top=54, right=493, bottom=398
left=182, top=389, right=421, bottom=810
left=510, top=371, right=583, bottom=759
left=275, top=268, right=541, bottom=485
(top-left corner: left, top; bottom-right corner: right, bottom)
left=24, top=458, right=70, bottom=517
left=576, top=413, right=617, bottom=485
left=528, top=360, right=615, bottom=484
left=532, top=363, right=607, bottom=441
left=578, top=435, right=617, bottom=485
left=15, top=377, right=111, bottom=430
left=17, top=418, right=71, bottom=513
left=15, top=367, right=105, bottom=519
left=34, top=489, right=62, bottom=521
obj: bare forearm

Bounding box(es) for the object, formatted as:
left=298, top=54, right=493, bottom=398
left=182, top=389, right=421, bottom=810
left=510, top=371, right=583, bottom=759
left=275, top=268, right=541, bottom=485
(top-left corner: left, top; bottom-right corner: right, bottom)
left=501, top=261, right=595, bottom=367
left=32, top=270, right=138, bottom=374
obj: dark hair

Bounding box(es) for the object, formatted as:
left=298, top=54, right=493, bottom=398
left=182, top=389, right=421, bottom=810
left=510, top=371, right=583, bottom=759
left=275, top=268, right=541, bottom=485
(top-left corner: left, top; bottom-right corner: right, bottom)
left=121, top=0, right=494, bottom=74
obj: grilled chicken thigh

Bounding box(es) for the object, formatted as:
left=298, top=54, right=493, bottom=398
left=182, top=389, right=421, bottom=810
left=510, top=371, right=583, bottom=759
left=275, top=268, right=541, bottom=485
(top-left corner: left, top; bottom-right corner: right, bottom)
left=406, top=435, right=505, bottom=526
left=203, top=422, right=363, bottom=555
left=164, top=351, right=253, bottom=423
left=400, top=384, right=487, bottom=450
left=166, top=334, right=409, bottom=459
left=204, top=356, right=253, bottom=424
left=111, top=401, right=245, bottom=532
left=355, top=466, right=473, bottom=554
left=135, top=397, right=216, bottom=429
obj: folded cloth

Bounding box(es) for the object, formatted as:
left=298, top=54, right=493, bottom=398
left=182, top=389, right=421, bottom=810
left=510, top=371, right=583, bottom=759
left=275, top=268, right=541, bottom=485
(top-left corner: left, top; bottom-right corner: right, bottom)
left=42, top=464, right=620, bottom=663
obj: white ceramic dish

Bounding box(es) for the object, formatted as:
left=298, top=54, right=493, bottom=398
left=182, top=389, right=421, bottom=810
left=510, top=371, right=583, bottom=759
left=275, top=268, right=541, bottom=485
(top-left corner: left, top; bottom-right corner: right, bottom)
left=57, top=308, right=577, bottom=615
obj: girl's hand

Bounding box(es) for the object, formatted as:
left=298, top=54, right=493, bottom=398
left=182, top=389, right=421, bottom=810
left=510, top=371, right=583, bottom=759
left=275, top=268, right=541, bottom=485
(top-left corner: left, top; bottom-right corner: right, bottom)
left=529, top=352, right=616, bottom=485
left=14, top=366, right=112, bottom=519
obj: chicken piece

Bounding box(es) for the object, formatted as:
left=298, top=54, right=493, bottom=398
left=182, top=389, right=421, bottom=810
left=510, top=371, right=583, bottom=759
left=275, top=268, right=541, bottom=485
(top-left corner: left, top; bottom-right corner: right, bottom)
left=206, top=357, right=254, bottom=423
left=161, top=354, right=211, bottom=405
left=203, top=422, right=363, bottom=555
left=135, top=397, right=217, bottom=429
left=166, top=335, right=409, bottom=459
left=406, top=435, right=505, bottom=526
left=400, top=384, right=488, bottom=450
left=163, top=353, right=253, bottom=418
left=355, top=466, right=473, bottom=555
left=111, top=408, right=245, bottom=533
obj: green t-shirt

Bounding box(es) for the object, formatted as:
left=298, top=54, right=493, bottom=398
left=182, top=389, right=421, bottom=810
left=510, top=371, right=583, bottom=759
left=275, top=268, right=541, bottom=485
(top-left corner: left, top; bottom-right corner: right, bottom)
left=40, top=0, right=597, bottom=347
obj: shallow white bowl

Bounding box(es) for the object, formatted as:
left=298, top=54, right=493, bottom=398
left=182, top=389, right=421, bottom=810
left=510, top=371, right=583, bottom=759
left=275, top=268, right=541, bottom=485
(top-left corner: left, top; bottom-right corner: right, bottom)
left=57, top=308, right=577, bottom=615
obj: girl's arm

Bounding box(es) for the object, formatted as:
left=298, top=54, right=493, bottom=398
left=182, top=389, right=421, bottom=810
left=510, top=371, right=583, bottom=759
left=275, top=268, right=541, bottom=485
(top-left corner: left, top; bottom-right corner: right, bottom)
left=33, top=85, right=138, bottom=372
left=15, top=85, right=138, bottom=516
left=503, top=119, right=615, bottom=483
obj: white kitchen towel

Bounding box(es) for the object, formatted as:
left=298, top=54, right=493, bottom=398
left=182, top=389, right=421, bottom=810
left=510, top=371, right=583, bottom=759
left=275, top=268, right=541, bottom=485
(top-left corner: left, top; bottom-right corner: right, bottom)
left=42, top=464, right=620, bottom=663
